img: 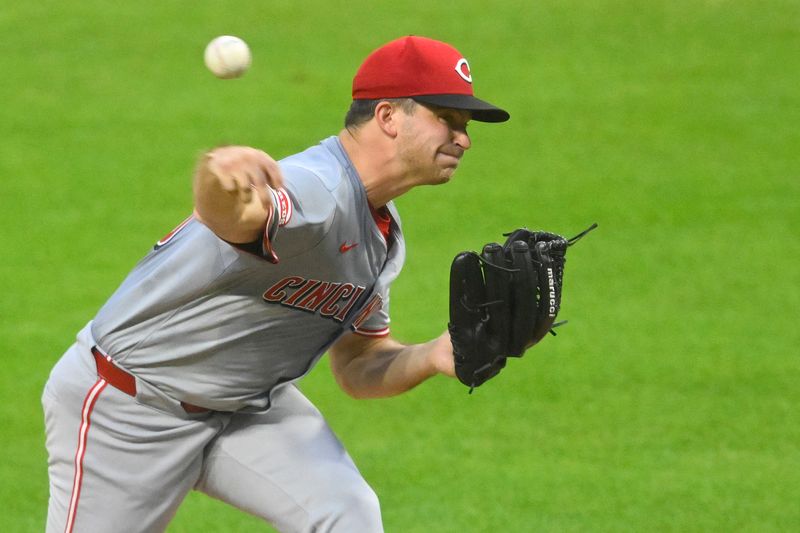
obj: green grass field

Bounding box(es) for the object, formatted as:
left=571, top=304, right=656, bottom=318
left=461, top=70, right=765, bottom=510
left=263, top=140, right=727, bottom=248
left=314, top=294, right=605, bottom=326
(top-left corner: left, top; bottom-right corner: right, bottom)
left=2, top=1, right=798, bottom=531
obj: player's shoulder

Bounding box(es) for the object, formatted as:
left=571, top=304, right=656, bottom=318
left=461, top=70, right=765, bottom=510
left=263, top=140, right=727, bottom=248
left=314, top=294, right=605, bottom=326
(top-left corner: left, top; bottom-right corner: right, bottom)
left=280, top=137, right=349, bottom=193
left=269, top=137, right=357, bottom=258
left=279, top=147, right=340, bottom=223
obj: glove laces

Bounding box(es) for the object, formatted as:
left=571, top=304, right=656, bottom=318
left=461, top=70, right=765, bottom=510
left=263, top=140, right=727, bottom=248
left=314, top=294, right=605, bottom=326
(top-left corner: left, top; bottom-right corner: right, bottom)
left=567, top=222, right=598, bottom=246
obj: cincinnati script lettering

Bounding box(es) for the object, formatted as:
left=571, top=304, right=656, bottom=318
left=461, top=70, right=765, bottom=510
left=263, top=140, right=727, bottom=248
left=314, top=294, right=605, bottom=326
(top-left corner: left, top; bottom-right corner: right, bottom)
left=263, top=276, right=368, bottom=323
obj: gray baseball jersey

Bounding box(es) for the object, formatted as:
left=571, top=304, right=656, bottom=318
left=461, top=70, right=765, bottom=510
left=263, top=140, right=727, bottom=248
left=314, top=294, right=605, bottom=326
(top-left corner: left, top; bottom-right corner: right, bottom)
left=43, top=136, right=401, bottom=532
left=92, top=135, right=405, bottom=412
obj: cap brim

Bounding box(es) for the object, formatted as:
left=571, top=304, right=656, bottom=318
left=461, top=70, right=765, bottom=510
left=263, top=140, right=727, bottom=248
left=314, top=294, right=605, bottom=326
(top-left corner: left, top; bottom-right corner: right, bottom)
left=412, top=94, right=510, bottom=123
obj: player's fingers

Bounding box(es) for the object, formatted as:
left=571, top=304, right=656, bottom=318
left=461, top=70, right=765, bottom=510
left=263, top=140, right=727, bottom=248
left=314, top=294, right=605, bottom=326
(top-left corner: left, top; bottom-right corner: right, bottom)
left=252, top=150, right=285, bottom=190
left=229, top=170, right=254, bottom=202
left=205, top=150, right=243, bottom=193
left=243, top=168, right=272, bottom=209
left=231, top=152, right=272, bottom=209
left=240, top=151, right=284, bottom=211
left=206, top=146, right=283, bottom=203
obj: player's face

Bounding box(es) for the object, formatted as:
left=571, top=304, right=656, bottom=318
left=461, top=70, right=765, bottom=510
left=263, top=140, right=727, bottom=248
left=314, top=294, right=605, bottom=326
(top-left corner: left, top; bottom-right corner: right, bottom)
left=396, top=103, right=472, bottom=184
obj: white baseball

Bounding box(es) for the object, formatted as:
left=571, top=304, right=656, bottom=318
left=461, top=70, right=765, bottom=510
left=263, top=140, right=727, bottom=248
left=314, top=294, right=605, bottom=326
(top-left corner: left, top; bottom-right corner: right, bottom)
left=204, top=36, right=252, bottom=79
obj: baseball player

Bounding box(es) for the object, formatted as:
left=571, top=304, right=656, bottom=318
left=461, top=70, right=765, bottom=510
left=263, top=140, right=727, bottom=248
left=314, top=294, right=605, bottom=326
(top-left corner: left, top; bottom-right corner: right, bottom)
left=42, top=35, right=509, bottom=532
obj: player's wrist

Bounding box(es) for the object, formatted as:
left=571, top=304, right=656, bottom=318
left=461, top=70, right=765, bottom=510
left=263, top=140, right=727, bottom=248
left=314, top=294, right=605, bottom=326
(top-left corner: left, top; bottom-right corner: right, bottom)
left=426, top=332, right=455, bottom=378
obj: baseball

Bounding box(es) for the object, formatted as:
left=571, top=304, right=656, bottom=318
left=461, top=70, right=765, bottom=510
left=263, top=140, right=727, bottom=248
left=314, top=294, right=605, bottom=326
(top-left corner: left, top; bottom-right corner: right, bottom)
left=204, top=36, right=251, bottom=79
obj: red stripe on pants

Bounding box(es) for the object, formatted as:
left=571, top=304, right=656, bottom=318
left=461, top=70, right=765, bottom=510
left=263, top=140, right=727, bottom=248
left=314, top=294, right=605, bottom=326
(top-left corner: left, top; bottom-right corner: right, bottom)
left=64, top=379, right=107, bottom=533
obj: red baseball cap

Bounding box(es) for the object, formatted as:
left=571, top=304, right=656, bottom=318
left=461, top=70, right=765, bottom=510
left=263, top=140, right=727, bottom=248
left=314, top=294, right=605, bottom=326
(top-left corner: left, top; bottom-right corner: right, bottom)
left=352, top=36, right=510, bottom=123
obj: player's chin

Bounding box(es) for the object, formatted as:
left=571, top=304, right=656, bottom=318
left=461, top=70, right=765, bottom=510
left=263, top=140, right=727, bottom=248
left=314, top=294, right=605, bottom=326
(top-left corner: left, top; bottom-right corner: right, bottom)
left=434, top=167, right=457, bottom=184
left=437, top=161, right=461, bottom=181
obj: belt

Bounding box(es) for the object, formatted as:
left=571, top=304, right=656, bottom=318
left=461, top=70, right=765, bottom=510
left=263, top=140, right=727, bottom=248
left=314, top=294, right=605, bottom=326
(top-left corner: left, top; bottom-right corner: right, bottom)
left=91, top=346, right=209, bottom=413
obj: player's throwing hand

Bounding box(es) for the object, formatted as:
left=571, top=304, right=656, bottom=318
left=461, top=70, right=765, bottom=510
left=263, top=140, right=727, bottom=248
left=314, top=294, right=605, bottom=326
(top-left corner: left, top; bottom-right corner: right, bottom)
left=194, top=146, right=285, bottom=243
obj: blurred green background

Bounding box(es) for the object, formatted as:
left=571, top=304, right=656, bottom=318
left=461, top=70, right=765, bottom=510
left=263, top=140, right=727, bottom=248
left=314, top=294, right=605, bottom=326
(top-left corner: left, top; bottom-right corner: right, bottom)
left=2, top=1, right=798, bottom=531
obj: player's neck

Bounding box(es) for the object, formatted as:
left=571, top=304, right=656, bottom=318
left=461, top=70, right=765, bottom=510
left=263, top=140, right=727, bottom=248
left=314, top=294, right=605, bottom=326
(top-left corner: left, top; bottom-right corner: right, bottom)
left=338, top=129, right=414, bottom=208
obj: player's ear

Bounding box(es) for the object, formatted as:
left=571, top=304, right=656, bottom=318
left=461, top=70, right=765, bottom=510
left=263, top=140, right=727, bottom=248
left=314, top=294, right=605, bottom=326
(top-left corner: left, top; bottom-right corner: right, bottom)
left=374, top=101, right=399, bottom=138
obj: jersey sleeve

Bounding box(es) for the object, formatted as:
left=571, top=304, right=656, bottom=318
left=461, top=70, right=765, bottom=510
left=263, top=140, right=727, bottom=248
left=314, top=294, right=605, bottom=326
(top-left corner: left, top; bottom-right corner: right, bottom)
left=352, top=288, right=391, bottom=337
left=250, top=164, right=338, bottom=262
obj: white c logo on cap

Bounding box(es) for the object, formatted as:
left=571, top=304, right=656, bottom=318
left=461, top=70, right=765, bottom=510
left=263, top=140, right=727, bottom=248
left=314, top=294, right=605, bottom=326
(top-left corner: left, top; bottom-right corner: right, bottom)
left=455, top=58, right=473, bottom=83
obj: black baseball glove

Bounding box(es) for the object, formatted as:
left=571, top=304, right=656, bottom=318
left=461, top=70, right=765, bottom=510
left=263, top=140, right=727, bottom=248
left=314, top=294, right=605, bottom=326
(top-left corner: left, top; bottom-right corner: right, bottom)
left=448, top=223, right=597, bottom=391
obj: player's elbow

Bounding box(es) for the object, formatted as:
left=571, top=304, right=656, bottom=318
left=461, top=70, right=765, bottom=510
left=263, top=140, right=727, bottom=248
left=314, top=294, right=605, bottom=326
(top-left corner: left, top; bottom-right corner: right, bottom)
left=339, top=382, right=370, bottom=400
left=329, top=334, right=400, bottom=399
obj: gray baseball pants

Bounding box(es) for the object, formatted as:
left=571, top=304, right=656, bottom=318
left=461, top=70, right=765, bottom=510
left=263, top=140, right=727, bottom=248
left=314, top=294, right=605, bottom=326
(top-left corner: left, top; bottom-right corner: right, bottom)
left=42, top=328, right=383, bottom=532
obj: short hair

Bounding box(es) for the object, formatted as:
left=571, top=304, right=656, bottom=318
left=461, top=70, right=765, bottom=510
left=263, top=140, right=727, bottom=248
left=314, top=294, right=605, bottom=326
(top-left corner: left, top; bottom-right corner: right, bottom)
left=344, top=98, right=418, bottom=129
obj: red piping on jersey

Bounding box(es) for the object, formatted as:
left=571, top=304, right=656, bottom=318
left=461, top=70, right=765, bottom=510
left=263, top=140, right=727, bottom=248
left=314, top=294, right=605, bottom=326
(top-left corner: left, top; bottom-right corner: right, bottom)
left=354, top=326, right=390, bottom=337
left=261, top=200, right=279, bottom=263
left=155, top=215, right=193, bottom=248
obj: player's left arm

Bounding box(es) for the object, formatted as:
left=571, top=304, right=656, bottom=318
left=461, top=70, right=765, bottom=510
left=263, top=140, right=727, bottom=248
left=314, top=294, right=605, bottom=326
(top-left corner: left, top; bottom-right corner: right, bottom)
left=329, top=332, right=456, bottom=399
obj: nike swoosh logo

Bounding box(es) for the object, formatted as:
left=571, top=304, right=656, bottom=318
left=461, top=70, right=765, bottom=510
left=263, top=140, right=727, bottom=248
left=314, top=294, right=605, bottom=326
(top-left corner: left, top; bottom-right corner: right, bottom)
left=339, top=242, right=359, bottom=253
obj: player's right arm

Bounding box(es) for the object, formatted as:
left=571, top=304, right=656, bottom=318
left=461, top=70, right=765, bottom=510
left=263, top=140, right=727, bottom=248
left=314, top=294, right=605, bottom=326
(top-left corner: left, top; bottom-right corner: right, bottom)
left=193, top=146, right=285, bottom=243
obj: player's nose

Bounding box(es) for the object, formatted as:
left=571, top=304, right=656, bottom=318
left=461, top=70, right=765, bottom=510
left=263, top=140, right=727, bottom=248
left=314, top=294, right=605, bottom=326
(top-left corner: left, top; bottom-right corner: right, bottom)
left=453, top=129, right=471, bottom=151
